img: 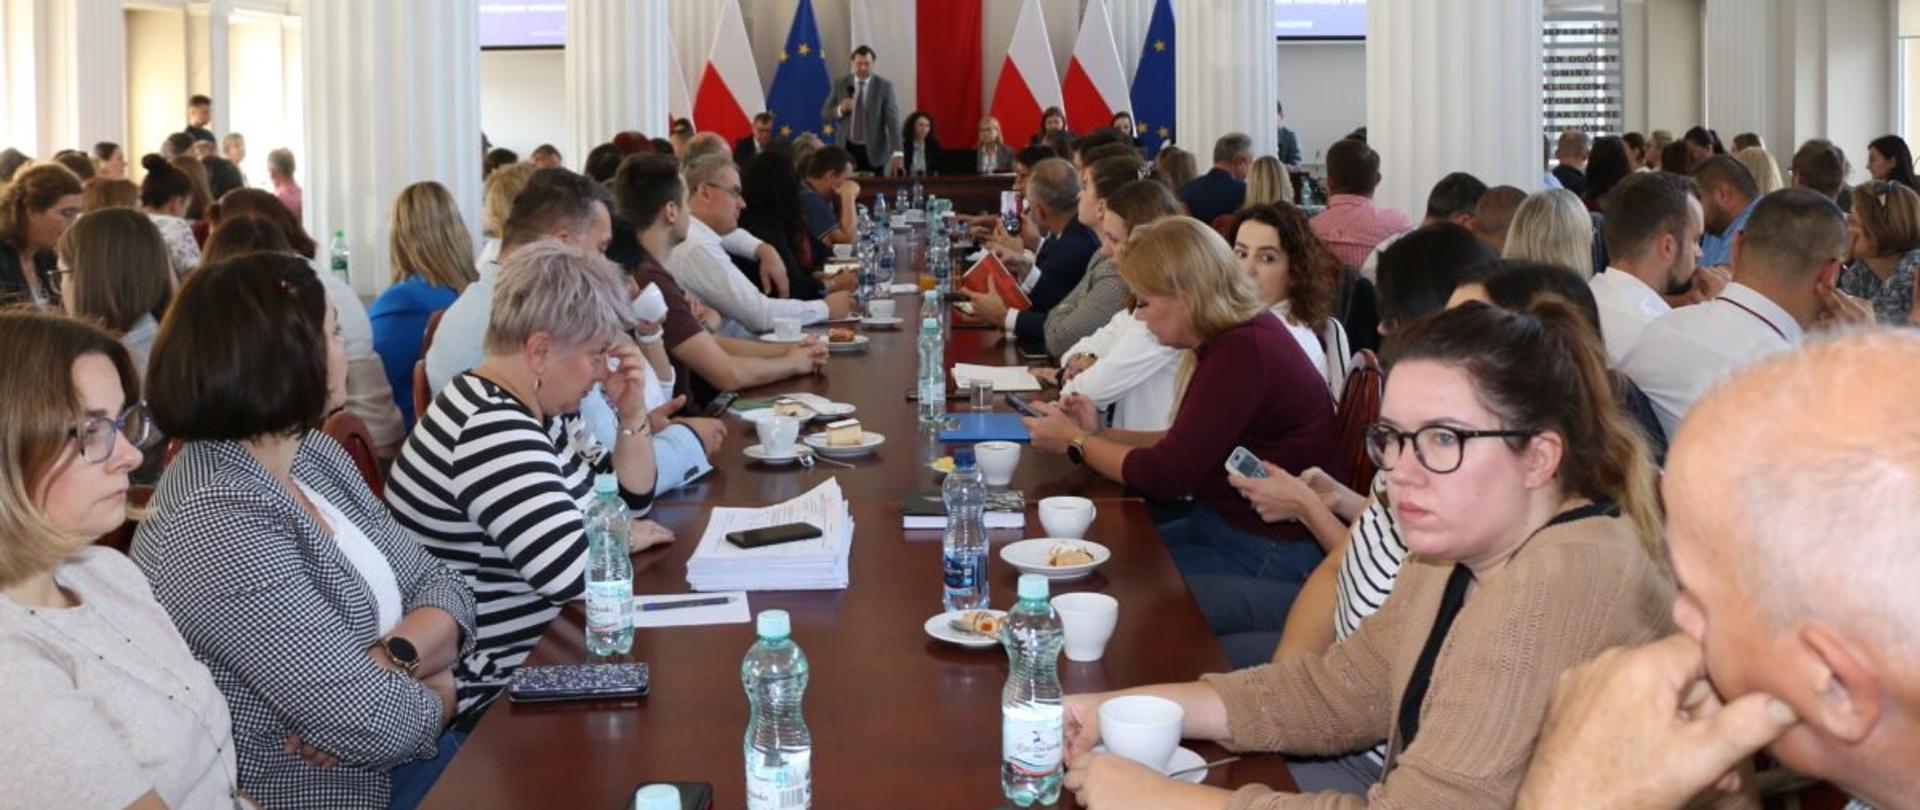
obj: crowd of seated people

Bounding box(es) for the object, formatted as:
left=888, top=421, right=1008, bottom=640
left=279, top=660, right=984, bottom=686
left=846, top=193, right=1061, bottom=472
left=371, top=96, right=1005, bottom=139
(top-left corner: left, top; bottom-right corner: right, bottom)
left=6, top=105, right=1920, bottom=810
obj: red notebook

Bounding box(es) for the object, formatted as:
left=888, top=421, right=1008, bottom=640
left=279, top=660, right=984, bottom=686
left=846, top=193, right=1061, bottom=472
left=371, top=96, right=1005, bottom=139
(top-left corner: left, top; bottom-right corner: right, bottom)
left=959, top=252, right=1031, bottom=310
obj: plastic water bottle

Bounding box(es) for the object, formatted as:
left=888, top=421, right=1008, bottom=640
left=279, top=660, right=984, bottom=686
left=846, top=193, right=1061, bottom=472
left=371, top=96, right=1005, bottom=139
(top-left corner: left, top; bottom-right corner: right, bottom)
left=1001, top=574, right=1065, bottom=806
left=328, top=230, right=350, bottom=285
left=895, top=187, right=909, bottom=215
left=918, top=314, right=946, bottom=426
left=743, top=610, right=811, bottom=810
left=873, top=193, right=888, bottom=229
left=941, top=449, right=989, bottom=612
left=584, top=473, right=634, bottom=656
left=877, top=234, right=896, bottom=287
left=912, top=179, right=926, bottom=211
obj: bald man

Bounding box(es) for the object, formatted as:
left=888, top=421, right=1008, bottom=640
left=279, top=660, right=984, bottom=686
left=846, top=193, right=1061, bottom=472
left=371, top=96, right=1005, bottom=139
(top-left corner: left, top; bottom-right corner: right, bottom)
left=1517, top=330, right=1920, bottom=810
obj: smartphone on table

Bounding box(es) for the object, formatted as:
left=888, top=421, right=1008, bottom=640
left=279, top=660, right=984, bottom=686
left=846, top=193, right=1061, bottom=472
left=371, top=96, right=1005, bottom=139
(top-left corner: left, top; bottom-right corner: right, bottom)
left=725, top=522, right=823, bottom=549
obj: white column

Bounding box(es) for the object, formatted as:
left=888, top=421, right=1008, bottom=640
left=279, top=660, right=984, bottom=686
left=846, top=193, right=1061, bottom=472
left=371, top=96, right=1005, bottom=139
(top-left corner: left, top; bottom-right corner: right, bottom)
left=0, top=0, right=126, bottom=155
left=565, top=0, right=670, bottom=164
left=1106, top=0, right=1156, bottom=81
left=187, top=0, right=231, bottom=136
left=1173, top=0, right=1278, bottom=159
left=1703, top=0, right=1782, bottom=155
left=305, top=0, right=481, bottom=295
left=1368, top=0, right=1543, bottom=221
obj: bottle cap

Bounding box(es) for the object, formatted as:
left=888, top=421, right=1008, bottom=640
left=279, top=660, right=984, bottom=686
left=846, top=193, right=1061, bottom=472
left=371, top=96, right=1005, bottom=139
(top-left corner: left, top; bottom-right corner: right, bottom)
left=1018, top=574, right=1049, bottom=601
left=954, top=448, right=976, bottom=469
left=592, top=473, right=619, bottom=496
left=756, top=609, right=791, bottom=639
left=633, top=785, right=680, bottom=810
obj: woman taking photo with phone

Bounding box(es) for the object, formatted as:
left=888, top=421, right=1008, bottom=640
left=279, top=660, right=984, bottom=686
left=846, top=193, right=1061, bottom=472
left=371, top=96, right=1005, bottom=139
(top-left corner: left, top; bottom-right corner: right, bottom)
left=1058, top=297, right=1672, bottom=809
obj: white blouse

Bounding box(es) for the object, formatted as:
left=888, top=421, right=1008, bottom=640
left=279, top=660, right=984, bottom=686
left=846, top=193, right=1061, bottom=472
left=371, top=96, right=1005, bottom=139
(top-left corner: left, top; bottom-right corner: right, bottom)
left=300, top=483, right=404, bottom=634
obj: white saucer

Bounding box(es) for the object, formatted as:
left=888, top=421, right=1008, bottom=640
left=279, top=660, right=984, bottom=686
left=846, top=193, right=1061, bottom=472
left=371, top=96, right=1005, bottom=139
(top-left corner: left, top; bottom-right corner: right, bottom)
left=826, top=335, right=871, bottom=353
left=802, top=430, right=885, bottom=458
left=924, top=609, right=1006, bottom=648
left=736, top=406, right=816, bottom=423
left=743, top=444, right=814, bottom=465
left=999, top=539, right=1111, bottom=581
left=780, top=395, right=855, bottom=420
left=861, top=316, right=904, bottom=329
left=758, top=333, right=805, bottom=344
left=1091, top=745, right=1206, bottom=783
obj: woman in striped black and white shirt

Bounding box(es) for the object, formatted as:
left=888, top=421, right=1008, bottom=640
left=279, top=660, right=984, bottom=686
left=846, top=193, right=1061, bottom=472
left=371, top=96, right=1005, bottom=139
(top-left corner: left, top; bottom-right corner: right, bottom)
left=385, top=240, right=668, bottom=724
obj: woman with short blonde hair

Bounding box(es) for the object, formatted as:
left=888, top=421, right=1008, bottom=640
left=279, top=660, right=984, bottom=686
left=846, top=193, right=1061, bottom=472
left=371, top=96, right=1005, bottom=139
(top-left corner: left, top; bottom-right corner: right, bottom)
left=372, top=182, right=480, bottom=425
left=479, top=162, right=537, bottom=268
left=1023, top=216, right=1340, bottom=596
left=1245, top=155, right=1293, bottom=206
left=1503, top=188, right=1595, bottom=277
left=1733, top=146, right=1785, bottom=195
left=0, top=309, right=245, bottom=810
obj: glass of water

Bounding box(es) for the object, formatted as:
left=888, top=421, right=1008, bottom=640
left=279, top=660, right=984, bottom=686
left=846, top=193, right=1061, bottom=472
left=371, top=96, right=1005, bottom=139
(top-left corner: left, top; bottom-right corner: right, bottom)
left=969, top=380, right=995, bottom=413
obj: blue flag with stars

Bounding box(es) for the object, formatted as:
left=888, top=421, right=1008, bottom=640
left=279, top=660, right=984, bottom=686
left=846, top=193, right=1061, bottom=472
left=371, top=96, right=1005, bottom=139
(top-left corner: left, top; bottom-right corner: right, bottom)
left=767, top=0, right=832, bottom=143
left=1130, top=0, right=1175, bottom=158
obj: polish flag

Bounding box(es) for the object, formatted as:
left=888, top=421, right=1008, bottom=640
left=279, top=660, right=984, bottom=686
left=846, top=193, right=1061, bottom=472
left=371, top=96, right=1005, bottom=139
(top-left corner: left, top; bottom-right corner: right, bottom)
left=988, top=0, right=1063, bottom=150
left=1063, top=0, right=1132, bottom=134
left=668, top=34, right=694, bottom=132
left=692, top=0, right=764, bottom=143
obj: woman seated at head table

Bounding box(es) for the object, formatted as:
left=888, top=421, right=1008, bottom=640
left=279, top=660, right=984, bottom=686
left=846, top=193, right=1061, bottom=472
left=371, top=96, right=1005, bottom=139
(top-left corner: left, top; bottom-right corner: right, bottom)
left=1022, top=217, right=1341, bottom=595
left=132, top=253, right=479, bottom=810
left=1059, top=297, right=1675, bottom=809
left=1037, top=179, right=1182, bottom=431
left=0, top=310, right=252, bottom=810
left=384, top=239, right=670, bottom=726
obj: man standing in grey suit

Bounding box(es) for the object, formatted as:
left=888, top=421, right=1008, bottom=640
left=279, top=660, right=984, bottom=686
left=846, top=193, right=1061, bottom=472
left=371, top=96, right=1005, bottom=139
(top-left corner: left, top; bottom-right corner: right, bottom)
left=821, top=45, right=900, bottom=174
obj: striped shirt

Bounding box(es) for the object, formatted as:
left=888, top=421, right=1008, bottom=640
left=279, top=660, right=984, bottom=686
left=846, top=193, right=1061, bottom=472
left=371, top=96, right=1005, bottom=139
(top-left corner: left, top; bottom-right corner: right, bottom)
left=1333, top=473, right=1410, bottom=766
left=385, top=373, right=652, bottom=720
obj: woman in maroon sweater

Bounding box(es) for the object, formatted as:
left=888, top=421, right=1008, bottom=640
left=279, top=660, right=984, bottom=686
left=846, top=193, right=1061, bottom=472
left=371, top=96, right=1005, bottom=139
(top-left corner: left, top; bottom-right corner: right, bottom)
left=1024, top=217, right=1341, bottom=586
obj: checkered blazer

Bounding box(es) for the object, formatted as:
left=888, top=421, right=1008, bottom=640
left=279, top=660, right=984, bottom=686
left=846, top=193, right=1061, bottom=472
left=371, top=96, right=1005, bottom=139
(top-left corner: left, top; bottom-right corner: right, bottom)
left=133, top=434, right=477, bottom=810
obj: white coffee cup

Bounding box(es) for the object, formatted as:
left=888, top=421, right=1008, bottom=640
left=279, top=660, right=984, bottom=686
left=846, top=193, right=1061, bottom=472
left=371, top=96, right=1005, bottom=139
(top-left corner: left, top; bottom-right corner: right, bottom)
left=832, top=242, right=853, bottom=259
left=1052, top=592, right=1118, bottom=662
left=1038, top=496, right=1097, bottom=539
left=755, top=415, right=801, bottom=456
left=974, top=441, right=1021, bottom=486
left=772, top=317, right=803, bottom=341
left=868, top=298, right=897, bottom=320
left=631, top=282, right=669, bottom=324
left=1098, top=695, right=1184, bottom=772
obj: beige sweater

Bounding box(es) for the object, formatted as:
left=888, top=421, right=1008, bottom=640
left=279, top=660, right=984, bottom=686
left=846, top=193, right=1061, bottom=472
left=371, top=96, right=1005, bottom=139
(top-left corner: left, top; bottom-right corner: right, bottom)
left=1201, top=509, right=1675, bottom=810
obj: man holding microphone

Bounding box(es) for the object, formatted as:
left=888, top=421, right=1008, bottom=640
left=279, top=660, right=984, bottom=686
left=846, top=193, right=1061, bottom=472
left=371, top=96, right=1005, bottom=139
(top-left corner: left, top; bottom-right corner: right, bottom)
left=821, top=45, right=900, bottom=175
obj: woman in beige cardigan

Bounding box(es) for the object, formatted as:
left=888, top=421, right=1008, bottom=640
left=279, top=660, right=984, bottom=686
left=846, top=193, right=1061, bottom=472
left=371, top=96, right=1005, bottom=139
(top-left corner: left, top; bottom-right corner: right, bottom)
left=1062, top=297, right=1675, bottom=809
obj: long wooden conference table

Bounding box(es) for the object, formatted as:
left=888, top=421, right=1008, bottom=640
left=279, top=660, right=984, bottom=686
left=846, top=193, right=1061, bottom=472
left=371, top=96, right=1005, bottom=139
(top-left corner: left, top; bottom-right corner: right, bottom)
left=419, top=278, right=1299, bottom=808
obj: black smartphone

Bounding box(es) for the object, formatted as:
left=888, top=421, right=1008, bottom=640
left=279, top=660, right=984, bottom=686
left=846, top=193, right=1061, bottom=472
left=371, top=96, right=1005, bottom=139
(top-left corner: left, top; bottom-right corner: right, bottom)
left=628, top=781, right=715, bottom=810
left=702, top=392, right=738, bottom=418
left=508, top=663, right=650, bottom=703
left=1004, top=393, right=1040, bottom=418
left=1017, top=347, right=1052, bottom=362
left=725, top=522, right=823, bottom=549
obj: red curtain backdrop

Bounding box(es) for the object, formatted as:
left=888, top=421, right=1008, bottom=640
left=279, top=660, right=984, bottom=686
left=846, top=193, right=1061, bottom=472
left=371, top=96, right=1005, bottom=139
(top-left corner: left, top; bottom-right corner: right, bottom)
left=916, top=0, right=984, bottom=148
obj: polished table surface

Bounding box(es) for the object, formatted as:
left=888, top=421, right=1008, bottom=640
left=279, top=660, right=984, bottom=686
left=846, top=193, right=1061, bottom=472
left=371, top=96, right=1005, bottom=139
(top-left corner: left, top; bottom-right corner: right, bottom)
left=420, top=284, right=1298, bottom=809
left=860, top=174, right=1014, bottom=219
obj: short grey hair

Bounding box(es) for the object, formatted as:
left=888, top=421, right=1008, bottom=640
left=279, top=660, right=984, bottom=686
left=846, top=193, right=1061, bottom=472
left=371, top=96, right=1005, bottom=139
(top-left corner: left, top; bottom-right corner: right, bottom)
left=683, top=133, right=731, bottom=167
left=1212, top=133, right=1253, bottom=165
left=683, top=154, right=735, bottom=197
left=1026, top=158, right=1080, bottom=215
left=484, top=238, right=636, bottom=355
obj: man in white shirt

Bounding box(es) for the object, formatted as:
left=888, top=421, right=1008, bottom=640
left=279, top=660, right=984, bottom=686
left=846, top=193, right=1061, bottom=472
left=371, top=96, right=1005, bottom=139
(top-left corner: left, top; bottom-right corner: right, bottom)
left=1517, top=331, right=1920, bottom=810
left=1623, top=189, right=1849, bottom=436
left=667, top=155, right=852, bottom=337
left=1590, top=171, right=1705, bottom=364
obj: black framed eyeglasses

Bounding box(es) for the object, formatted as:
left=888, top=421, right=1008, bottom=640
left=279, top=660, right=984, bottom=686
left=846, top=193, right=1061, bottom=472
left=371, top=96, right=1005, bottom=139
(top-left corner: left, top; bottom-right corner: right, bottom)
left=68, top=403, right=153, bottom=465
left=1364, top=423, right=1537, bottom=475
left=701, top=182, right=744, bottom=200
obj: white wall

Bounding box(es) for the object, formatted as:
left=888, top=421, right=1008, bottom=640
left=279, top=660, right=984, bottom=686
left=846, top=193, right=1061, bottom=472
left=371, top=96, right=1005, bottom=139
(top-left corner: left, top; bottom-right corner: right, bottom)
left=1276, top=40, right=1366, bottom=165
left=479, top=49, right=567, bottom=160
left=126, top=8, right=187, bottom=167
left=227, top=14, right=287, bottom=185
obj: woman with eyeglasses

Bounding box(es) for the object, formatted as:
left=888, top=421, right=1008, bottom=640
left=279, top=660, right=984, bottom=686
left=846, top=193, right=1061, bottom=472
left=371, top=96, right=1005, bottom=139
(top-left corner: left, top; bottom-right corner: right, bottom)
left=134, top=254, right=479, bottom=810
left=0, top=310, right=252, bottom=810
left=1058, top=297, right=1673, bottom=809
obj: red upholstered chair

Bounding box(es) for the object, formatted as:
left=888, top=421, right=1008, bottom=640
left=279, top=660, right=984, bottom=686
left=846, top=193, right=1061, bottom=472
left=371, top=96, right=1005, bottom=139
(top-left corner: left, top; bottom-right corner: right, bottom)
left=322, top=410, right=385, bottom=497
left=1333, top=349, right=1383, bottom=494
left=1210, top=213, right=1236, bottom=240
left=412, top=309, right=447, bottom=422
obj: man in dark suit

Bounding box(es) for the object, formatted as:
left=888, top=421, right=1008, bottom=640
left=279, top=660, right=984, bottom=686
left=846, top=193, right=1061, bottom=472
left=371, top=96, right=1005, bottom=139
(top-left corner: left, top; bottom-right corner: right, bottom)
left=1275, top=102, right=1301, bottom=168
left=1181, top=132, right=1254, bottom=224
left=733, top=112, right=776, bottom=164
left=963, top=158, right=1100, bottom=337
left=820, top=45, right=900, bottom=174
left=1553, top=129, right=1591, bottom=196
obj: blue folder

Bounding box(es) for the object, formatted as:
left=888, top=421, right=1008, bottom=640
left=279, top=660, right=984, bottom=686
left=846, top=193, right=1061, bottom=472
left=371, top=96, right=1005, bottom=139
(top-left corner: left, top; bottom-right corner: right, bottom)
left=937, top=412, right=1031, bottom=443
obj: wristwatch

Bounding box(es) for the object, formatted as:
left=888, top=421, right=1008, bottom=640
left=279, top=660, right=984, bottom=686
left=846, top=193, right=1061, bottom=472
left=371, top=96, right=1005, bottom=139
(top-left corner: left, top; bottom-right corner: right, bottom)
left=1066, top=431, right=1093, bottom=466
left=381, top=637, right=420, bottom=677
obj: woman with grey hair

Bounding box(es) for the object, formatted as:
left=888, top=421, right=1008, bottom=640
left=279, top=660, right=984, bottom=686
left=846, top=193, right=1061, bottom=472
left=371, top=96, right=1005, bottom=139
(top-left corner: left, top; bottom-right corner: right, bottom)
left=385, top=238, right=666, bottom=724
left=1503, top=188, right=1596, bottom=278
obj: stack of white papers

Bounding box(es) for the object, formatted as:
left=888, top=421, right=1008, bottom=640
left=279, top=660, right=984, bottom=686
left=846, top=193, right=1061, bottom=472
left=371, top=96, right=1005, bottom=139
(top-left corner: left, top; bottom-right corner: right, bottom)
left=951, top=364, right=1043, bottom=393
left=686, top=480, right=854, bottom=592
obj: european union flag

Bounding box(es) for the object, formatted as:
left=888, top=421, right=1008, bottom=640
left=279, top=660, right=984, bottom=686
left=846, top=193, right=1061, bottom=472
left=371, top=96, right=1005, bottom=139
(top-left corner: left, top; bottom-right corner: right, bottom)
left=767, top=0, right=832, bottom=142
left=1129, top=0, right=1175, bottom=158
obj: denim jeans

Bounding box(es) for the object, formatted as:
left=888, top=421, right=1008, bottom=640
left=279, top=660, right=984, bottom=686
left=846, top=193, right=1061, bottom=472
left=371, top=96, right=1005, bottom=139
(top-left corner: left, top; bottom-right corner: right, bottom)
left=1161, top=506, right=1324, bottom=664
left=387, top=728, right=467, bottom=810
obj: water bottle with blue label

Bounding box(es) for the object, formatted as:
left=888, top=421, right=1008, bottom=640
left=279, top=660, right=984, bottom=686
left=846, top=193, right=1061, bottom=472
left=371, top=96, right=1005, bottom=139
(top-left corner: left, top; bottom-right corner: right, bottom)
left=743, top=610, right=811, bottom=810
left=941, top=449, right=989, bottom=611
left=1001, top=574, right=1065, bottom=806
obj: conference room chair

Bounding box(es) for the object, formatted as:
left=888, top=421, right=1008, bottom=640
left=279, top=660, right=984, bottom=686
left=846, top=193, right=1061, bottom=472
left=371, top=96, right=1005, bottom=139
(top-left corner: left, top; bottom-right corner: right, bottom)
left=412, top=309, right=447, bottom=423
left=322, top=410, right=385, bottom=497
left=1334, top=348, right=1383, bottom=494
